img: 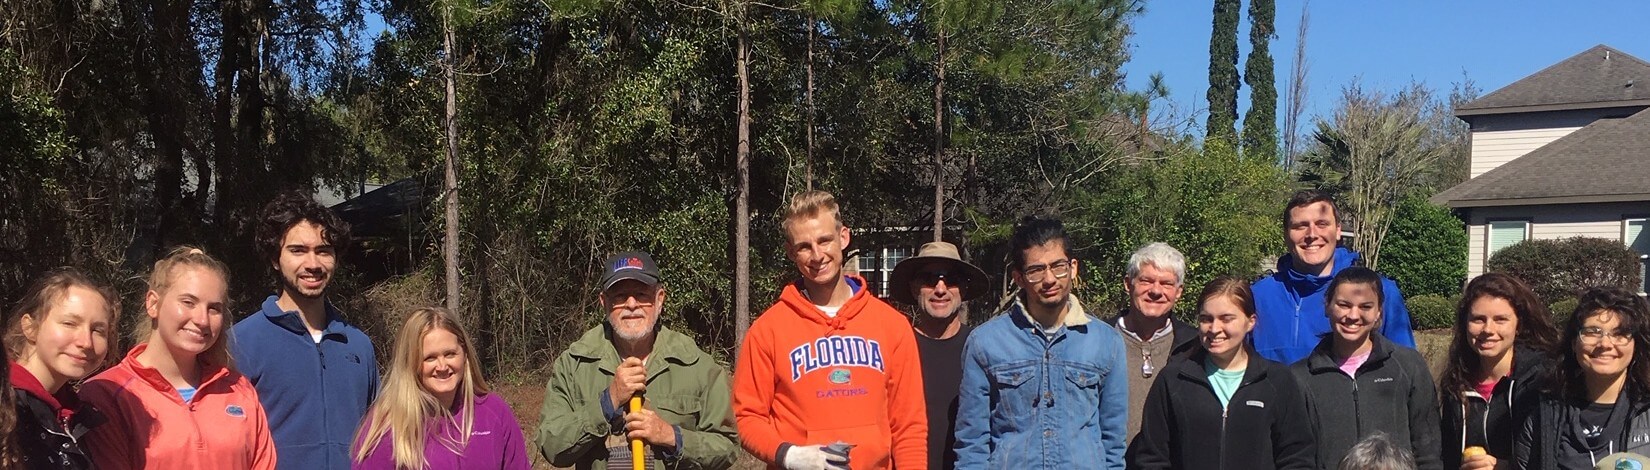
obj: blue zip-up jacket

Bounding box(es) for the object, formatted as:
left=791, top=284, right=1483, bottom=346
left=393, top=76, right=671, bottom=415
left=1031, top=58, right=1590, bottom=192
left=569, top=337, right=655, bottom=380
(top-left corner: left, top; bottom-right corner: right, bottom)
left=1250, top=247, right=1415, bottom=364
left=953, top=296, right=1128, bottom=469
left=231, top=295, right=380, bottom=470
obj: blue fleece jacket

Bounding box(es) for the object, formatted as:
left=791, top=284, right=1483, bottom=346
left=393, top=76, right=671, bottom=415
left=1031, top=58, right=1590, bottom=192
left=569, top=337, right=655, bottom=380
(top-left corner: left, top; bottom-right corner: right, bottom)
left=231, top=295, right=380, bottom=470
left=1250, top=247, right=1416, bottom=365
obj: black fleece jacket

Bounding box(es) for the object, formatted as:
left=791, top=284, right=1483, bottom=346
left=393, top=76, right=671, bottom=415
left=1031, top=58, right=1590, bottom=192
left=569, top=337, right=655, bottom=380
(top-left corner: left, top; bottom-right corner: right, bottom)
left=1437, top=345, right=1550, bottom=470
left=1291, top=334, right=1443, bottom=470
left=1125, top=350, right=1317, bottom=470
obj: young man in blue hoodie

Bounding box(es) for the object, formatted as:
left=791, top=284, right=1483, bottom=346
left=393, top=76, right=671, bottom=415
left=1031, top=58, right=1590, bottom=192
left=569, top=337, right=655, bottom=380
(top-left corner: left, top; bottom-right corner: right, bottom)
left=230, top=192, right=379, bottom=470
left=1250, top=189, right=1416, bottom=364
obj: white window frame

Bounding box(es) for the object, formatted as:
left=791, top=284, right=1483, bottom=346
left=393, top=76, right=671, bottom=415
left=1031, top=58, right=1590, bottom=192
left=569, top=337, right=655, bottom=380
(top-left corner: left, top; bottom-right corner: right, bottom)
left=1625, top=218, right=1649, bottom=294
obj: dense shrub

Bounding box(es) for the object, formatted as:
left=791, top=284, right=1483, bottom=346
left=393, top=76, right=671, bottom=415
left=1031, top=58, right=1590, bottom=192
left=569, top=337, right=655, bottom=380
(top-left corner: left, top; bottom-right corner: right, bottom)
left=1549, top=297, right=1580, bottom=328
left=1406, top=294, right=1457, bottom=330
left=1381, top=195, right=1468, bottom=297
left=1486, top=237, right=1642, bottom=305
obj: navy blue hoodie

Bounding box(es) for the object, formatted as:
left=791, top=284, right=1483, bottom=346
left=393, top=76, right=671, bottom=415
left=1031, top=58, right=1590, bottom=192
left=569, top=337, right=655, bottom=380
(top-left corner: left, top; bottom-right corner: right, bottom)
left=231, top=295, right=380, bottom=470
left=1250, top=247, right=1415, bottom=364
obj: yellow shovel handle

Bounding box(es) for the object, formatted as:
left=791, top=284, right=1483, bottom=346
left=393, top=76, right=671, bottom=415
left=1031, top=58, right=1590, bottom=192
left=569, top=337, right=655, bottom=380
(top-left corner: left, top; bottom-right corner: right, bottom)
left=630, top=396, right=644, bottom=470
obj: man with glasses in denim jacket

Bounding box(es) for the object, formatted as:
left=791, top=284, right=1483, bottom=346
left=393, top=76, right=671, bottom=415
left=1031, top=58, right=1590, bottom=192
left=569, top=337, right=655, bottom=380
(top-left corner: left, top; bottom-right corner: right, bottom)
left=952, top=216, right=1128, bottom=469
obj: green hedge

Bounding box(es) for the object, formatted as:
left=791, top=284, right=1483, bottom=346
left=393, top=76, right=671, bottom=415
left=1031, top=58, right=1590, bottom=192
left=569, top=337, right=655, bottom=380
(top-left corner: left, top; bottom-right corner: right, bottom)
left=1549, top=298, right=1580, bottom=329
left=1487, top=237, right=1643, bottom=304
left=1407, top=294, right=1457, bottom=330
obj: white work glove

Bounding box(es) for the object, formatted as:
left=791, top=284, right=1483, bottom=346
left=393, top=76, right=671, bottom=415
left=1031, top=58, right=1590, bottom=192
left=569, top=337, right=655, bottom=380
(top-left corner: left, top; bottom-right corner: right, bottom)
left=782, top=444, right=849, bottom=470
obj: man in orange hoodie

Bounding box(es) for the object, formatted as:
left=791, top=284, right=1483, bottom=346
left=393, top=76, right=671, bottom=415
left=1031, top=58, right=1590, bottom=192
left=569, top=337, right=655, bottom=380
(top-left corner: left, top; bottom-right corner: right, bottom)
left=733, top=190, right=928, bottom=470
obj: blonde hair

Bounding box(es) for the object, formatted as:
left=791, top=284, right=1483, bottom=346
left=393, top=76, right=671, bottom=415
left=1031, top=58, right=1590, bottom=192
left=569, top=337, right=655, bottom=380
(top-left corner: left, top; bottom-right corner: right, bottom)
left=6, top=268, right=121, bottom=366
left=137, top=246, right=235, bottom=369
left=353, top=307, right=490, bottom=469
left=782, top=190, right=842, bottom=234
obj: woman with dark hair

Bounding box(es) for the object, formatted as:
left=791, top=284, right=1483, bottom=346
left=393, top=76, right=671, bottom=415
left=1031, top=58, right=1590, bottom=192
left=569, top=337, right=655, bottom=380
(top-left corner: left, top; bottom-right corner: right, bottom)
left=1293, top=267, right=1442, bottom=470
left=1514, top=287, right=1650, bottom=469
left=1439, top=273, right=1559, bottom=470
left=1126, top=276, right=1316, bottom=469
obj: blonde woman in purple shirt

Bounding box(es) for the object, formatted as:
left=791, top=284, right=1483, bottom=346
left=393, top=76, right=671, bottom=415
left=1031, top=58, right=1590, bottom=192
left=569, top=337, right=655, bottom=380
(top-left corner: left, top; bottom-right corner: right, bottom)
left=352, top=308, right=529, bottom=470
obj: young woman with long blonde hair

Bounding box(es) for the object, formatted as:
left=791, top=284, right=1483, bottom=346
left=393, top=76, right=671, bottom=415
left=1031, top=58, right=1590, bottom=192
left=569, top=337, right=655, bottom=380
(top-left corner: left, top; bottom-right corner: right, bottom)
left=5, top=268, right=120, bottom=470
left=80, top=246, right=277, bottom=469
left=352, top=307, right=528, bottom=469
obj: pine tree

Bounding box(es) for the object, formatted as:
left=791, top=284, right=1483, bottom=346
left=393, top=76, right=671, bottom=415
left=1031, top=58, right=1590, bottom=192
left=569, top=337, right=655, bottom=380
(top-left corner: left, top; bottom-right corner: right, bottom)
left=1206, top=0, right=1241, bottom=142
left=1242, top=0, right=1277, bottom=161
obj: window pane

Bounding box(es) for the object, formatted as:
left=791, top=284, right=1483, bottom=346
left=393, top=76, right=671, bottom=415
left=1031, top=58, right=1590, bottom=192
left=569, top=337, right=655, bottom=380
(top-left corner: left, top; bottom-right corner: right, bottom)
left=1488, top=221, right=1528, bottom=256
left=1627, top=219, right=1648, bottom=255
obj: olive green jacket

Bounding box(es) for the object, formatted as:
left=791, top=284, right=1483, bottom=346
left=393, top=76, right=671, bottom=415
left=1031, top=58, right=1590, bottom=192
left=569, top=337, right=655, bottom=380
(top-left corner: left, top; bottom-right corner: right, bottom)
left=536, top=325, right=739, bottom=469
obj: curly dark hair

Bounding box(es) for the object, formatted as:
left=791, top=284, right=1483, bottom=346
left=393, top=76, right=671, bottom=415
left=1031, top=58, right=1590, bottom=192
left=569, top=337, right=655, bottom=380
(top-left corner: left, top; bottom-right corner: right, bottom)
left=255, top=190, right=351, bottom=266
left=1437, top=273, right=1559, bottom=403
left=1550, top=287, right=1650, bottom=402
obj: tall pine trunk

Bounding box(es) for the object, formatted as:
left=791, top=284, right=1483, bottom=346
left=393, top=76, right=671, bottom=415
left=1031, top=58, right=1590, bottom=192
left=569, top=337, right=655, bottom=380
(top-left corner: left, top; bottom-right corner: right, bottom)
left=805, top=14, right=815, bottom=192
left=932, top=26, right=945, bottom=242
left=734, top=17, right=752, bottom=343
left=442, top=5, right=461, bottom=313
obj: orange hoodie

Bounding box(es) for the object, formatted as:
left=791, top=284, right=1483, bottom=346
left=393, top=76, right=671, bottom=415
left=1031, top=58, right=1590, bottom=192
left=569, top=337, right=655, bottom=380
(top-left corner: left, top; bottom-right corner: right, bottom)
left=79, top=343, right=278, bottom=470
left=734, top=275, right=928, bottom=469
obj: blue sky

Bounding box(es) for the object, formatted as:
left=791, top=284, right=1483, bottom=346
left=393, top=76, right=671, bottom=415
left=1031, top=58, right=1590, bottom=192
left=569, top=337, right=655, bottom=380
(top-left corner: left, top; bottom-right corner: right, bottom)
left=1122, top=0, right=1650, bottom=136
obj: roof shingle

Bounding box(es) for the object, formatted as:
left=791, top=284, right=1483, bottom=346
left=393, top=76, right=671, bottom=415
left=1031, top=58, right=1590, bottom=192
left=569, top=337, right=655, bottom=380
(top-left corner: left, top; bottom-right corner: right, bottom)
left=1456, top=45, right=1650, bottom=115
left=1431, top=107, right=1650, bottom=207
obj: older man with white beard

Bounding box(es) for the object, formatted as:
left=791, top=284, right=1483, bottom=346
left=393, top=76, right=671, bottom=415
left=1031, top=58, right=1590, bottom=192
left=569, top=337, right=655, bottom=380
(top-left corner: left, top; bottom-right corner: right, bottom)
left=537, top=251, right=740, bottom=469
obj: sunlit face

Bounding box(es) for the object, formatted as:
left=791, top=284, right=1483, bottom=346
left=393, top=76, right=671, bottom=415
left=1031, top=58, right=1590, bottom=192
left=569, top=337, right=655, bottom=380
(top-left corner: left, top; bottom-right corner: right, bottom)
left=1126, top=263, right=1183, bottom=320
left=274, top=221, right=337, bottom=299
left=909, top=262, right=964, bottom=320
left=1327, top=282, right=1381, bottom=347
left=1285, top=201, right=1341, bottom=275
left=1574, top=310, right=1634, bottom=381
left=1198, top=295, right=1254, bottom=360
left=1013, top=241, right=1076, bottom=311
left=147, top=267, right=228, bottom=357
left=604, top=280, right=663, bottom=342
left=419, top=327, right=466, bottom=407
left=784, top=213, right=851, bottom=288
left=21, top=286, right=114, bottom=388
left=1466, top=296, right=1519, bottom=361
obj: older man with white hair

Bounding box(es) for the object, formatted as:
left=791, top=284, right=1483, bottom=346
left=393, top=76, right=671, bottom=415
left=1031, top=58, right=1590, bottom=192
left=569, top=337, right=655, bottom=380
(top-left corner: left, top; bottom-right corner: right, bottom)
left=1105, top=242, right=1200, bottom=441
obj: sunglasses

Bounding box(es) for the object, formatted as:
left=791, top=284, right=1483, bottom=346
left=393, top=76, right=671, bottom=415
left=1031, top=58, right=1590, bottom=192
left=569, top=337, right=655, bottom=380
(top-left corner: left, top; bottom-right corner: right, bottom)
left=917, top=270, right=964, bottom=287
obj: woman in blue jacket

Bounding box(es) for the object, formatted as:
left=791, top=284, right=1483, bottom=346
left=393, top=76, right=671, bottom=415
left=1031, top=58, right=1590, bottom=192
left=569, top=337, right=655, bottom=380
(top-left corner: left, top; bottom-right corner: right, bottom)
left=1127, top=276, right=1316, bottom=470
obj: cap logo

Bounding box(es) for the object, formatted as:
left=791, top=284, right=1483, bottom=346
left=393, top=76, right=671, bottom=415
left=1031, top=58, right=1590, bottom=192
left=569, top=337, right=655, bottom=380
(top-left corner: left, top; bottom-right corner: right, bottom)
left=613, top=257, right=645, bottom=272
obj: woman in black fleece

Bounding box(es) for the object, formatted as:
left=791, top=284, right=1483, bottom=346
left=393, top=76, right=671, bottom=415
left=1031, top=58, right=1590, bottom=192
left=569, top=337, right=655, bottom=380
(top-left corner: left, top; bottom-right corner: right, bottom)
left=1292, top=267, right=1442, bottom=470
left=1437, top=273, right=1558, bottom=470
left=1514, top=288, right=1650, bottom=470
left=1126, top=276, right=1316, bottom=470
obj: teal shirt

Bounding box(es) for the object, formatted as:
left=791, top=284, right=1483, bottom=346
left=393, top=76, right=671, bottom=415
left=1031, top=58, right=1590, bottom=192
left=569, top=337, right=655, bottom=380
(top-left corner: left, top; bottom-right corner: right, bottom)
left=1204, top=360, right=1246, bottom=409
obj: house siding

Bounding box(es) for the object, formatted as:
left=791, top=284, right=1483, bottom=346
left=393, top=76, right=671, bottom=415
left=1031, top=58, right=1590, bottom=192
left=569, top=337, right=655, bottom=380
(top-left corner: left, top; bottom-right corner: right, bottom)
left=1466, top=202, right=1650, bottom=279
left=1464, top=109, right=1639, bottom=178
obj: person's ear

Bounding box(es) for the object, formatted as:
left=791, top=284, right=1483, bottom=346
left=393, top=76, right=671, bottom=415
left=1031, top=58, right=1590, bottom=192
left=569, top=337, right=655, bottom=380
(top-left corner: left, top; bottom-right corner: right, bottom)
left=145, top=290, right=162, bottom=320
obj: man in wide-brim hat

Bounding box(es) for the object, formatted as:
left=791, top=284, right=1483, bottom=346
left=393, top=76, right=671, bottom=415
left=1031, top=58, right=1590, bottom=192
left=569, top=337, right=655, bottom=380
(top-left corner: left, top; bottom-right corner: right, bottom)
left=890, top=241, right=987, bottom=470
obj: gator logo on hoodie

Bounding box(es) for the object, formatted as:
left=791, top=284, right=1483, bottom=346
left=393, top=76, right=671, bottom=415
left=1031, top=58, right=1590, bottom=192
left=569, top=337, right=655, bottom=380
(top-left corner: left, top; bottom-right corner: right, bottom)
left=789, top=336, right=885, bottom=382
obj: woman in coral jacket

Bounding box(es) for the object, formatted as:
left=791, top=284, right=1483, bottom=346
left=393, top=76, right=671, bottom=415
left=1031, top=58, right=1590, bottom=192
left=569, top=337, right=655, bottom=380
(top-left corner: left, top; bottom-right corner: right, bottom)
left=81, top=247, right=277, bottom=470
left=351, top=307, right=530, bottom=470
left=5, top=269, right=121, bottom=470
left=1126, top=276, right=1316, bottom=470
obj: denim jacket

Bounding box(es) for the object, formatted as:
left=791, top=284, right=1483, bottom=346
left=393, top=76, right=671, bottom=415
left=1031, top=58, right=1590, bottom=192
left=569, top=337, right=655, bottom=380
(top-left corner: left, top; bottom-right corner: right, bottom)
left=953, top=296, right=1128, bottom=469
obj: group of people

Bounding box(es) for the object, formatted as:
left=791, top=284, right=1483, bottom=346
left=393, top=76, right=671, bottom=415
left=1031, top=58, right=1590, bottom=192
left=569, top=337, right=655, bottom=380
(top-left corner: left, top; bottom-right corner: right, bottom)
left=3, top=187, right=1649, bottom=470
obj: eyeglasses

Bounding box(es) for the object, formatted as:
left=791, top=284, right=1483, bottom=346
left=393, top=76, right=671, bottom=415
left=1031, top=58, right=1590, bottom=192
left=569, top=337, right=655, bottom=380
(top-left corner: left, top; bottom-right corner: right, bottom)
left=917, top=271, right=956, bottom=287
left=604, top=291, right=657, bottom=307
left=1022, top=260, right=1073, bottom=283
left=1579, top=326, right=1635, bottom=347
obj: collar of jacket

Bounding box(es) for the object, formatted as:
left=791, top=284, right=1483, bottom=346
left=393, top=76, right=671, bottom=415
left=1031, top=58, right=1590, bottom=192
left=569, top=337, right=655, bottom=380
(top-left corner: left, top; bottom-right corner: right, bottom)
left=1304, top=332, right=1396, bottom=374
left=568, top=325, right=703, bottom=376
left=119, top=343, right=236, bottom=401
left=256, top=294, right=345, bottom=338
left=778, top=275, right=871, bottom=332
left=1009, top=295, right=1092, bottom=331
left=1174, top=348, right=1273, bottom=386
left=9, top=361, right=104, bottom=431
left=1278, top=247, right=1361, bottom=296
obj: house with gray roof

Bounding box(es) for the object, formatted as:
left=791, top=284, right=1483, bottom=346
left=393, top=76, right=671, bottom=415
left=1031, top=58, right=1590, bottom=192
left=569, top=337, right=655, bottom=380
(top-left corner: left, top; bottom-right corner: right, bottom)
left=1432, top=44, right=1650, bottom=291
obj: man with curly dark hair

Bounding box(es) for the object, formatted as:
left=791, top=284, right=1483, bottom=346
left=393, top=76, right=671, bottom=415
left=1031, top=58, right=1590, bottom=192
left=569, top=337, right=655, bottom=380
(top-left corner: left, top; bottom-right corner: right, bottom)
left=230, top=191, right=379, bottom=470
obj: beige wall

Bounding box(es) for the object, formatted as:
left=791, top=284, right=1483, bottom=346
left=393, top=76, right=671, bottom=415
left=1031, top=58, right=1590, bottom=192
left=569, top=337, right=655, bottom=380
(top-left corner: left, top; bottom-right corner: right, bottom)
left=1465, top=202, right=1650, bottom=279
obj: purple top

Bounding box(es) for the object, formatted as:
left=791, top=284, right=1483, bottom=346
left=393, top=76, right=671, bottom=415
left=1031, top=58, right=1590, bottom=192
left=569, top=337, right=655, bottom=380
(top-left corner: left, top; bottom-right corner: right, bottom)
left=353, top=393, right=530, bottom=470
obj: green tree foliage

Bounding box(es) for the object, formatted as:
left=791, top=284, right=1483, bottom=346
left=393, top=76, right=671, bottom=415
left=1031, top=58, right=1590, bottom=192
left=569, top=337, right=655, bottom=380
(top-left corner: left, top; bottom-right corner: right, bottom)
left=1297, top=83, right=1455, bottom=268
left=1405, top=293, right=1456, bottom=330
left=1240, top=0, right=1277, bottom=162
left=1487, top=237, right=1644, bottom=304
left=1205, top=0, right=1241, bottom=142
left=1072, top=140, right=1288, bottom=321
left=1380, top=195, right=1467, bottom=297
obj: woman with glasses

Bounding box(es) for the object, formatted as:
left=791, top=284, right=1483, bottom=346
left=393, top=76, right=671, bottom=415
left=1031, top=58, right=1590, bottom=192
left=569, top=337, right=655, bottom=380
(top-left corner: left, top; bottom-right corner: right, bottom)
left=1514, top=287, right=1650, bottom=469
left=1438, top=273, right=1558, bottom=470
